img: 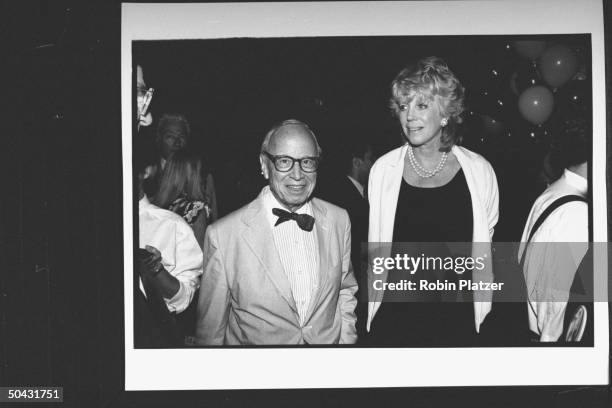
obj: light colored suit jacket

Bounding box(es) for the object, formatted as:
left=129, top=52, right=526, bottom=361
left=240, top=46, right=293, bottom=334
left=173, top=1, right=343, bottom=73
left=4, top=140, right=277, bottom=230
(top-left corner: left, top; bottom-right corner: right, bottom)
left=367, top=144, right=499, bottom=333
left=195, top=189, right=358, bottom=345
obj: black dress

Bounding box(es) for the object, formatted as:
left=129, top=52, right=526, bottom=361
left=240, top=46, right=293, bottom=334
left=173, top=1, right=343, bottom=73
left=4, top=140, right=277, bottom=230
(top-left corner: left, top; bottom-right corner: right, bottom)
left=368, top=168, right=476, bottom=347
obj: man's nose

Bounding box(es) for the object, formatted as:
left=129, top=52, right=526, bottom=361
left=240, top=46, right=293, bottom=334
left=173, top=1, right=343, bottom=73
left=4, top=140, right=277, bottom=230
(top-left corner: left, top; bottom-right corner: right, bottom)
left=289, top=162, right=304, bottom=179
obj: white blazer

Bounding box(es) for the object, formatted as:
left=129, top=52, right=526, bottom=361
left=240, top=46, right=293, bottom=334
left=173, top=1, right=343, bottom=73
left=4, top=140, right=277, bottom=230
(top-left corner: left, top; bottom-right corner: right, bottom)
left=366, top=144, right=499, bottom=333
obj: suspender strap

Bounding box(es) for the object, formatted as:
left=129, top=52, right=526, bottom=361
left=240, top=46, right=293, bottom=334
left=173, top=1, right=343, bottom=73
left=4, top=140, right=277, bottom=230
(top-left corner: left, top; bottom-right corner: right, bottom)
left=520, top=195, right=587, bottom=266
left=527, top=195, right=587, bottom=242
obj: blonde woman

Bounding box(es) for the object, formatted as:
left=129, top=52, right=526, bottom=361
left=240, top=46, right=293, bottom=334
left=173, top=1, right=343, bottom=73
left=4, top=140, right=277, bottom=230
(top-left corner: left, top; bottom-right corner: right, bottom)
left=366, top=57, right=499, bottom=346
left=154, top=150, right=217, bottom=248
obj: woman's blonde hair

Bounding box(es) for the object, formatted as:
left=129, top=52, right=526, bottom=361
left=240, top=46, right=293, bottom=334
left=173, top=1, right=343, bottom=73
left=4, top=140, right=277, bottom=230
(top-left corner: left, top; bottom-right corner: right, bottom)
left=389, top=56, right=466, bottom=150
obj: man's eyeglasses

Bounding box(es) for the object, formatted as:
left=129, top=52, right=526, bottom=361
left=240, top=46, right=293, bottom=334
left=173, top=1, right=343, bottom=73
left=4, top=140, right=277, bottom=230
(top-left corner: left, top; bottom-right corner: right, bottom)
left=262, top=151, right=320, bottom=173
left=137, top=86, right=154, bottom=99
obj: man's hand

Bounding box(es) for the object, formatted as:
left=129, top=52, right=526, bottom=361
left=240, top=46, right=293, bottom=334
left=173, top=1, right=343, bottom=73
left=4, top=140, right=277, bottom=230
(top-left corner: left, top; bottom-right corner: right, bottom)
left=138, top=245, right=180, bottom=301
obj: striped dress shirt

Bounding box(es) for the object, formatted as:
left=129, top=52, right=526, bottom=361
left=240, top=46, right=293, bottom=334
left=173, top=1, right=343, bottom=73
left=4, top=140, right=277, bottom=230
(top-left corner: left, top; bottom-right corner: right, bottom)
left=263, top=187, right=319, bottom=325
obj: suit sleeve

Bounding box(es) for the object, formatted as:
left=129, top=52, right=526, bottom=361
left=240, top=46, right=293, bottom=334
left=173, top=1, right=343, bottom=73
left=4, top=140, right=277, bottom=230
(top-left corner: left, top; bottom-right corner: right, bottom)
left=339, top=214, right=358, bottom=344
left=195, top=225, right=231, bottom=345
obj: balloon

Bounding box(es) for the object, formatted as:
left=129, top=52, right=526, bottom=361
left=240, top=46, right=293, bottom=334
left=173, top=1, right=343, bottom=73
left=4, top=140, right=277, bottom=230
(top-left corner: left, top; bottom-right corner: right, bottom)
left=510, top=62, right=542, bottom=95
left=513, top=40, right=547, bottom=60
left=518, top=85, right=554, bottom=125
left=539, top=44, right=579, bottom=88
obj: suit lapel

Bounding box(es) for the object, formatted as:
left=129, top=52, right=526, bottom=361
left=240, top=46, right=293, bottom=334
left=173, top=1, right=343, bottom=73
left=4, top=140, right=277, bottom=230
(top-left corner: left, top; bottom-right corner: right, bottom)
left=369, top=145, right=407, bottom=328
left=241, top=194, right=298, bottom=314
left=304, top=198, right=330, bottom=322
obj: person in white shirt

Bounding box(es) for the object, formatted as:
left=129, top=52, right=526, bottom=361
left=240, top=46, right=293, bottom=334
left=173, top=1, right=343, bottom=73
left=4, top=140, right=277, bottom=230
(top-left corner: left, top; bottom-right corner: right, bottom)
left=518, top=116, right=589, bottom=342
left=135, top=136, right=203, bottom=346
left=195, top=119, right=358, bottom=345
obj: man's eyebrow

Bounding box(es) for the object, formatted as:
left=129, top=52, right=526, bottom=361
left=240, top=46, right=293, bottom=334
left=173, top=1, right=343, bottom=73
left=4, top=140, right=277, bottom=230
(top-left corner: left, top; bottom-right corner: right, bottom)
left=270, top=154, right=318, bottom=158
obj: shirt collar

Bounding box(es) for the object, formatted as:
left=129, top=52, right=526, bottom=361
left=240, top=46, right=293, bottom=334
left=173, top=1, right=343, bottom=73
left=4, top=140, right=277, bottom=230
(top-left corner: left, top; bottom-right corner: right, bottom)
left=346, top=175, right=364, bottom=197
left=562, top=168, right=588, bottom=196
left=139, top=195, right=152, bottom=210
left=262, top=186, right=313, bottom=228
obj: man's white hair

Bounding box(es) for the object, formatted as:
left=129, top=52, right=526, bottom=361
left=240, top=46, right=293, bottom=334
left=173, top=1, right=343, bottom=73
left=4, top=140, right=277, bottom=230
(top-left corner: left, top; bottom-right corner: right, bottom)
left=260, top=119, right=322, bottom=155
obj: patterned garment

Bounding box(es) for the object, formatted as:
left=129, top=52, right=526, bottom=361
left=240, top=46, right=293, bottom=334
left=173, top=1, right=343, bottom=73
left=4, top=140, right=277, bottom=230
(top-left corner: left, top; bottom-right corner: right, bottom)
left=169, top=195, right=210, bottom=225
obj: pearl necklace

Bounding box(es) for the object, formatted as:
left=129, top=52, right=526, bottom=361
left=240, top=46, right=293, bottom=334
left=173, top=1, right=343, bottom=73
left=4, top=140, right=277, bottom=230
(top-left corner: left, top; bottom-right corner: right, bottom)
left=407, top=145, right=448, bottom=178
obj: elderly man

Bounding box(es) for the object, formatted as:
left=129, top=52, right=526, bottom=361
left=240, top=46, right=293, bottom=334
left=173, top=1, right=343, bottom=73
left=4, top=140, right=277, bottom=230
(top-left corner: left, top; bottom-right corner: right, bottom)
left=196, top=119, right=358, bottom=345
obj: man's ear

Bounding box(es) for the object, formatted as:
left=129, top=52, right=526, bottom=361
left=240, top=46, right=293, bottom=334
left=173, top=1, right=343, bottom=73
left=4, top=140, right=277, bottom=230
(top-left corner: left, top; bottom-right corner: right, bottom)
left=352, top=156, right=363, bottom=170
left=259, top=155, right=269, bottom=179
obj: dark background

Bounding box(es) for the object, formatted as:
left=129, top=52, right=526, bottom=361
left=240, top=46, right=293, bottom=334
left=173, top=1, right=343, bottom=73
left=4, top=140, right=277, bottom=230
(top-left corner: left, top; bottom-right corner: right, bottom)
left=2, top=1, right=611, bottom=407
left=135, top=34, right=592, bottom=241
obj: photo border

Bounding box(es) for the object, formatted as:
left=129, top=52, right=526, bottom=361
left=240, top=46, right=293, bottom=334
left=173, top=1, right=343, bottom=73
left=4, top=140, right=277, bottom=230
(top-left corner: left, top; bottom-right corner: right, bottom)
left=121, top=1, right=609, bottom=390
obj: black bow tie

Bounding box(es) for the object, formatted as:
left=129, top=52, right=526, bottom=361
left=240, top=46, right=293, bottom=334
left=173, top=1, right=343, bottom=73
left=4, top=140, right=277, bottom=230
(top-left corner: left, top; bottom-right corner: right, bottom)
left=272, top=208, right=315, bottom=232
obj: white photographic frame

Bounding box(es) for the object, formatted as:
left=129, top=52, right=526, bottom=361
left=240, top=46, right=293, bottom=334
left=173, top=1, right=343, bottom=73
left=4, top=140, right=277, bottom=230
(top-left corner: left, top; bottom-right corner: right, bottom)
left=122, top=1, right=609, bottom=390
